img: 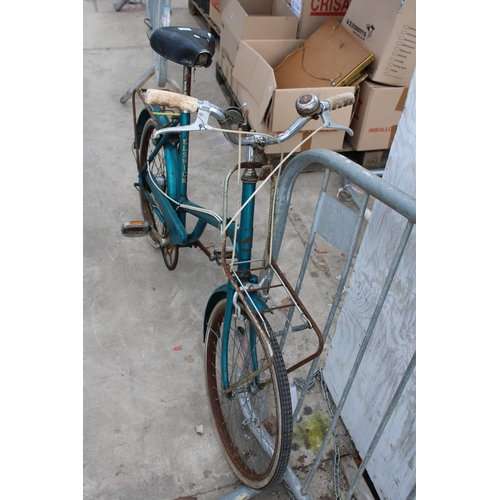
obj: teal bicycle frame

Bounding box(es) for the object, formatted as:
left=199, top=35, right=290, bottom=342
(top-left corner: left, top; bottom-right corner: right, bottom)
left=136, top=105, right=263, bottom=392
left=139, top=107, right=239, bottom=249
left=129, top=82, right=354, bottom=396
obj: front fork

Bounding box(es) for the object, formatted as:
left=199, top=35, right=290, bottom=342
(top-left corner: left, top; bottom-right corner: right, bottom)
left=221, top=165, right=260, bottom=393
left=222, top=286, right=259, bottom=395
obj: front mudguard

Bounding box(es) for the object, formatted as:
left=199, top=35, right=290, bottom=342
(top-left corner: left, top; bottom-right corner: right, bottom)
left=203, top=284, right=231, bottom=343
left=202, top=283, right=268, bottom=343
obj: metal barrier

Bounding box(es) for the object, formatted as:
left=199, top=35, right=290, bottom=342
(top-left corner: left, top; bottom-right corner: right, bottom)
left=221, top=149, right=416, bottom=499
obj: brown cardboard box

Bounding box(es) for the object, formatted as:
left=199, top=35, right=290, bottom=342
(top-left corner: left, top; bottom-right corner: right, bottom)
left=348, top=79, right=408, bottom=151
left=194, top=0, right=210, bottom=12
left=233, top=39, right=355, bottom=153
left=341, top=0, right=415, bottom=87
left=360, top=150, right=384, bottom=167
left=288, top=0, right=351, bottom=38
left=219, top=0, right=298, bottom=94
left=274, top=17, right=374, bottom=89
left=209, top=0, right=229, bottom=29
left=220, top=44, right=239, bottom=96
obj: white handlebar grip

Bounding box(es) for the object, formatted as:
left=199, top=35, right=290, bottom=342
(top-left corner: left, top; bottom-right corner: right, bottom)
left=326, top=93, right=355, bottom=111
left=145, top=89, right=199, bottom=113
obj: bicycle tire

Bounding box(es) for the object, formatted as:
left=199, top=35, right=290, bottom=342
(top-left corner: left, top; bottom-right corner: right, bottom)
left=139, top=118, right=179, bottom=270
left=204, top=298, right=293, bottom=490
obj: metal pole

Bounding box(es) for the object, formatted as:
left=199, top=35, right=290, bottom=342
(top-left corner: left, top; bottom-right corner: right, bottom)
left=217, top=464, right=313, bottom=500
left=115, top=0, right=130, bottom=12
left=292, top=191, right=370, bottom=424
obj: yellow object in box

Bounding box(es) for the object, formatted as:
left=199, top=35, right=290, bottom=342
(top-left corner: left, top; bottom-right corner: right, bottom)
left=273, top=17, right=374, bottom=89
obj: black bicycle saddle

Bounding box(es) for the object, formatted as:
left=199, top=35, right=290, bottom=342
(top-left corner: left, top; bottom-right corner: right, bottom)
left=150, top=26, right=216, bottom=68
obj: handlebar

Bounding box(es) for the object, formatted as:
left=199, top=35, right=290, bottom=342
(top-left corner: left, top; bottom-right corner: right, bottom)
left=146, top=89, right=199, bottom=112
left=145, top=89, right=355, bottom=147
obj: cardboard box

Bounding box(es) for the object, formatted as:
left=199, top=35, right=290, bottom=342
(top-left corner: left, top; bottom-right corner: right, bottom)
left=360, top=150, right=384, bottom=167
left=341, top=0, right=415, bottom=87
left=219, top=0, right=298, bottom=94
left=209, top=0, right=229, bottom=30
left=348, top=79, right=408, bottom=151
left=220, top=45, right=239, bottom=96
left=233, top=39, right=355, bottom=153
left=193, top=0, right=210, bottom=12
left=288, top=0, right=351, bottom=38
left=274, top=17, right=374, bottom=89
left=342, top=149, right=388, bottom=168
left=265, top=127, right=350, bottom=154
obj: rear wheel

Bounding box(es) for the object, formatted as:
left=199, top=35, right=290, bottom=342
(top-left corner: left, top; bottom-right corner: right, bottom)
left=139, top=118, right=179, bottom=270
left=204, top=298, right=293, bottom=490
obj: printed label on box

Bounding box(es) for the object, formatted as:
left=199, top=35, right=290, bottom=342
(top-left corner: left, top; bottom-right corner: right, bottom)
left=292, top=0, right=350, bottom=17
left=310, top=0, right=350, bottom=16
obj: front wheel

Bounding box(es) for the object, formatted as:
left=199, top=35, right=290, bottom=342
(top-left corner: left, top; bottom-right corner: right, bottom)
left=204, top=298, right=293, bottom=490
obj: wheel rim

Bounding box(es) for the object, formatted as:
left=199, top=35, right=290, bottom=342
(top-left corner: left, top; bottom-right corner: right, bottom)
left=205, top=301, right=290, bottom=489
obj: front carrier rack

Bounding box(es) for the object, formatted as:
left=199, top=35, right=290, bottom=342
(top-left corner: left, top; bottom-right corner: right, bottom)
left=221, top=163, right=324, bottom=378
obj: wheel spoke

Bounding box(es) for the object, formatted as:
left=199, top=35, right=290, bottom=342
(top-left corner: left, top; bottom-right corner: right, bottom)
left=204, top=300, right=292, bottom=489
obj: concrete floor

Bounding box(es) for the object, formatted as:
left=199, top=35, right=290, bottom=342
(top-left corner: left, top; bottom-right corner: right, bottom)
left=83, top=1, right=360, bottom=498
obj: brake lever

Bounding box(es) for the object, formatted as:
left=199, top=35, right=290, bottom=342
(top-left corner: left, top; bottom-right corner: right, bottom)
left=320, top=105, right=354, bottom=136
left=152, top=100, right=214, bottom=140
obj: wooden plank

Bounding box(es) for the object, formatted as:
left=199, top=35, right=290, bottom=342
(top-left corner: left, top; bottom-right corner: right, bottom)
left=340, top=456, right=375, bottom=500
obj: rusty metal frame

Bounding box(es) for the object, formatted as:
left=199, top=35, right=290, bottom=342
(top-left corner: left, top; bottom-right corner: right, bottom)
left=219, top=163, right=326, bottom=389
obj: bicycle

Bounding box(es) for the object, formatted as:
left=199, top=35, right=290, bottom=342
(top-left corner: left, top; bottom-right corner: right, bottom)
left=121, top=25, right=355, bottom=490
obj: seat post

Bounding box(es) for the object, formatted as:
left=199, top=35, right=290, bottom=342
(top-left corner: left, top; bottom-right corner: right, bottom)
left=182, top=65, right=193, bottom=96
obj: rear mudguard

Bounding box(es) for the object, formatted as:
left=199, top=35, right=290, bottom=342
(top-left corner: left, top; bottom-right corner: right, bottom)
left=135, top=108, right=152, bottom=150
left=135, top=107, right=172, bottom=150
left=203, top=284, right=267, bottom=343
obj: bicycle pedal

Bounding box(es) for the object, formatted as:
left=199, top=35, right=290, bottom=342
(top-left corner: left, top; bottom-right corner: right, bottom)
left=121, top=221, right=151, bottom=237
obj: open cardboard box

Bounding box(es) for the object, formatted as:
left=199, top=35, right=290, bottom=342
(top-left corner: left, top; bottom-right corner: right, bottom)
left=209, top=0, right=229, bottom=30
left=274, top=17, right=374, bottom=89
left=233, top=39, right=356, bottom=153
left=219, top=0, right=298, bottom=95
left=288, top=0, right=351, bottom=38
